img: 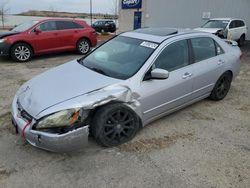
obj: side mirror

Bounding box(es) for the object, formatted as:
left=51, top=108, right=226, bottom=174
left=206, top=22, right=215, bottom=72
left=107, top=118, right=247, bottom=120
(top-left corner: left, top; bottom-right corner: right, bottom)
left=34, top=28, right=42, bottom=34
left=150, top=68, right=169, bottom=80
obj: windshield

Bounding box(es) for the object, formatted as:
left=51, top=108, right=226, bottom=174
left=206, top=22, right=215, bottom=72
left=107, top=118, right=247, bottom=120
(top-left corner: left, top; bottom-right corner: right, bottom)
left=202, top=20, right=229, bottom=29
left=80, top=36, right=158, bottom=80
left=12, top=21, right=38, bottom=32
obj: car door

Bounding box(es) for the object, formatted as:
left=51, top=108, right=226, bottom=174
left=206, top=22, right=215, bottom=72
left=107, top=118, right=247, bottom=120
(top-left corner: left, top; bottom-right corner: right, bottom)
left=56, top=21, right=78, bottom=49
left=190, top=37, right=225, bottom=98
left=228, top=20, right=238, bottom=40
left=139, top=39, right=194, bottom=122
left=30, top=21, right=61, bottom=53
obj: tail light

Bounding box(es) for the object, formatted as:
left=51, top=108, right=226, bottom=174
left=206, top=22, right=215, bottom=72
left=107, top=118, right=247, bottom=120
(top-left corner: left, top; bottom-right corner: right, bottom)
left=240, top=53, right=244, bottom=60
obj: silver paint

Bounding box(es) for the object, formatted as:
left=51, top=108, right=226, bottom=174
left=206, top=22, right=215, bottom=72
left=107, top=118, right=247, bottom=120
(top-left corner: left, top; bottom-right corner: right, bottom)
left=11, top=29, right=241, bottom=152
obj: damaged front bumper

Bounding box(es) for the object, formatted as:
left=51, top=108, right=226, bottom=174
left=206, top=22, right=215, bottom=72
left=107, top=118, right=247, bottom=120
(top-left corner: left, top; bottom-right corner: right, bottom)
left=11, top=96, right=89, bottom=152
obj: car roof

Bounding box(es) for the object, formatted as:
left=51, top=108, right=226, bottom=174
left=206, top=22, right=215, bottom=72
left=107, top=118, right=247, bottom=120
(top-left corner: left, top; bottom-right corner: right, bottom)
left=210, top=18, right=232, bottom=21
left=37, top=18, right=83, bottom=22
left=210, top=18, right=245, bottom=22
left=120, top=27, right=203, bottom=43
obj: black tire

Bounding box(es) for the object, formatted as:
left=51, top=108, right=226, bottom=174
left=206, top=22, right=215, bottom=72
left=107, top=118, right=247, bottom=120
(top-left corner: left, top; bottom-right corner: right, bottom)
left=238, top=35, right=245, bottom=47
left=76, top=38, right=91, bottom=55
left=92, top=103, right=140, bottom=147
left=209, top=72, right=232, bottom=101
left=10, top=43, right=32, bottom=62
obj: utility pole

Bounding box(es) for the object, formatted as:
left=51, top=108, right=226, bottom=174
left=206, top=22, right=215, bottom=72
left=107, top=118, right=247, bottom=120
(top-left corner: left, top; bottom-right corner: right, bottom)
left=90, top=0, right=93, bottom=25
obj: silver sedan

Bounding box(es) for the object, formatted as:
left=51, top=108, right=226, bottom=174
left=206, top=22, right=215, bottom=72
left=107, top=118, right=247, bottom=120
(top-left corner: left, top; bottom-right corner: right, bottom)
left=11, top=28, right=242, bottom=152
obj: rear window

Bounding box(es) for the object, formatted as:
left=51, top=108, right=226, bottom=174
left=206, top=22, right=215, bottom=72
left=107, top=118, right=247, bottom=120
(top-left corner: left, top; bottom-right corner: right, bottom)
left=191, top=37, right=216, bottom=62
left=236, top=20, right=245, bottom=27
left=56, top=21, right=83, bottom=30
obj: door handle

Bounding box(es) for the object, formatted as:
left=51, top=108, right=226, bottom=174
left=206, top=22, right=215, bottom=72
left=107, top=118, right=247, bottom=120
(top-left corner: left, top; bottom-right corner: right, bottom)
left=182, top=72, right=193, bottom=79
left=217, top=59, right=225, bottom=65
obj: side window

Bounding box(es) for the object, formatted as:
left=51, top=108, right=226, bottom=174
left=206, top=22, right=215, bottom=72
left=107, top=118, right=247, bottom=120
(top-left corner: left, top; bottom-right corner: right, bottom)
left=191, top=37, right=216, bottom=62
left=37, top=21, right=57, bottom=32
left=214, top=41, right=224, bottom=55
left=238, top=20, right=245, bottom=27
left=229, top=21, right=236, bottom=29
left=154, top=40, right=189, bottom=72
left=56, top=21, right=83, bottom=30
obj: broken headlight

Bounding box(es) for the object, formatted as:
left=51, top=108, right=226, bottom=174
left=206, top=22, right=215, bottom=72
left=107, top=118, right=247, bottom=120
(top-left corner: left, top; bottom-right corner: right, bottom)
left=35, top=108, right=88, bottom=130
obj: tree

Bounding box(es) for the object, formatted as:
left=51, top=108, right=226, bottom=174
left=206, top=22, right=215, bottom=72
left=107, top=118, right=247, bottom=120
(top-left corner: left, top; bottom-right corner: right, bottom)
left=0, top=1, right=9, bottom=29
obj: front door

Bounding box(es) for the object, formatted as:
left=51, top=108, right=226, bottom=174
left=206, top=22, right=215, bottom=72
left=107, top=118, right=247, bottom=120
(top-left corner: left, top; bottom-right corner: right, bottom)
left=134, top=11, right=142, bottom=30
left=31, top=21, right=61, bottom=53
left=139, top=39, right=194, bottom=122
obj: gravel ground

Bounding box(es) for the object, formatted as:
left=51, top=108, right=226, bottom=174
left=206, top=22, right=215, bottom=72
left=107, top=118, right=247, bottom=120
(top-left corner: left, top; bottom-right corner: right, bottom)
left=0, top=44, right=249, bottom=188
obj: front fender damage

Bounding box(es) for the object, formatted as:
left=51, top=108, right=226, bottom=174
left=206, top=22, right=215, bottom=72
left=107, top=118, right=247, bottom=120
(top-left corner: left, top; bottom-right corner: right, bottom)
left=29, top=85, right=141, bottom=152
left=83, top=85, right=142, bottom=117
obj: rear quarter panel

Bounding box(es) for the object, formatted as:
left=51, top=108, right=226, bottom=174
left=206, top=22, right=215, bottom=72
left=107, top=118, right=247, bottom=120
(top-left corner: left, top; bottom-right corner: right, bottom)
left=217, top=38, right=241, bottom=80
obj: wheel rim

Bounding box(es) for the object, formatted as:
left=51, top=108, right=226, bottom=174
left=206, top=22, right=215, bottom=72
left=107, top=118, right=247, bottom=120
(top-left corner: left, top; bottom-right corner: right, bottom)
left=103, top=110, right=135, bottom=144
left=216, top=75, right=230, bottom=98
left=79, top=41, right=90, bottom=54
left=14, top=46, right=31, bottom=61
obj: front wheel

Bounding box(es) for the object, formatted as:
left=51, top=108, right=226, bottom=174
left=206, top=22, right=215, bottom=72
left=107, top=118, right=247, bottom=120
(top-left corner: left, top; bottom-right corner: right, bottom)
left=209, top=72, right=232, bottom=101
left=10, top=43, right=32, bottom=62
left=77, top=38, right=91, bottom=55
left=92, top=103, right=140, bottom=147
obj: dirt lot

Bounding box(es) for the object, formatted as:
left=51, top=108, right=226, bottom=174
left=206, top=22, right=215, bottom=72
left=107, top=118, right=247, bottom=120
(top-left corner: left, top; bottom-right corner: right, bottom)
left=0, top=44, right=249, bottom=188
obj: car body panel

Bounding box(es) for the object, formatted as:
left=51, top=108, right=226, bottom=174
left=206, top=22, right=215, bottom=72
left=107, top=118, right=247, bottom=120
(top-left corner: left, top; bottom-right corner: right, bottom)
left=11, top=29, right=242, bottom=152
left=17, top=61, right=120, bottom=118
left=194, top=28, right=223, bottom=34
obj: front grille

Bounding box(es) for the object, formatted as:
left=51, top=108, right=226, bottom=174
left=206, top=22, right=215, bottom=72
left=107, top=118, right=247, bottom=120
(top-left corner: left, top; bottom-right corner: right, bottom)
left=17, top=99, right=33, bottom=122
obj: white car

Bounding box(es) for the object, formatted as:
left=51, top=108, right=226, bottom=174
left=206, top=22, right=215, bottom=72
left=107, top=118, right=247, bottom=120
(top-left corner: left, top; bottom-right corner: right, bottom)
left=195, top=18, right=247, bottom=46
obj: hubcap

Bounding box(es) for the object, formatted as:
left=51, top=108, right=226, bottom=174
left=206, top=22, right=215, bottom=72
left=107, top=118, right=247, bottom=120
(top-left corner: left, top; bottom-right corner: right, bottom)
left=103, top=110, right=135, bottom=144
left=79, top=41, right=90, bottom=54
left=15, top=46, right=31, bottom=61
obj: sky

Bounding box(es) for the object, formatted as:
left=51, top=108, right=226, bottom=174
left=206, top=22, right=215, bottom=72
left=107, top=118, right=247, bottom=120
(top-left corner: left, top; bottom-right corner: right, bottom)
left=3, top=0, right=116, bottom=14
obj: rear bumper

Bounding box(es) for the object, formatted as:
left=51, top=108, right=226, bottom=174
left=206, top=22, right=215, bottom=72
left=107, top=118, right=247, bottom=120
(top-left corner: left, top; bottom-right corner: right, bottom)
left=11, top=95, right=89, bottom=152
left=0, top=42, right=11, bottom=56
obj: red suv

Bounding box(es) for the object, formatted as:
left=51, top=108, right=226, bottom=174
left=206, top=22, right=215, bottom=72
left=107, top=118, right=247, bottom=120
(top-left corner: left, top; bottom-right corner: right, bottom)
left=0, top=18, right=97, bottom=62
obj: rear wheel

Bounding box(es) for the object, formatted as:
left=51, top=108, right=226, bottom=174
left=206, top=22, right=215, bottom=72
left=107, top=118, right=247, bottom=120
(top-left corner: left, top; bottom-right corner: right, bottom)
left=10, top=43, right=32, bottom=62
left=77, top=38, right=91, bottom=55
left=209, top=72, right=232, bottom=101
left=92, top=103, right=140, bottom=147
left=238, top=35, right=245, bottom=47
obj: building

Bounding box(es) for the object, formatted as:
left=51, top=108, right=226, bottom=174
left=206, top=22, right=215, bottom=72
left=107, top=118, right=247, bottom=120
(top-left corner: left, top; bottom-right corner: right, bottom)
left=118, top=0, right=250, bottom=39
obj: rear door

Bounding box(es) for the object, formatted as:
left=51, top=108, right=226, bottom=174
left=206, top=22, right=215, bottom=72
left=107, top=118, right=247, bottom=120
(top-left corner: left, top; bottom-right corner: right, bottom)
left=190, top=37, right=225, bottom=98
left=56, top=21, right=80, bottom=49
left=139, top=39, right=194, bottom=122
left=31, top=21, right=60, bottom=53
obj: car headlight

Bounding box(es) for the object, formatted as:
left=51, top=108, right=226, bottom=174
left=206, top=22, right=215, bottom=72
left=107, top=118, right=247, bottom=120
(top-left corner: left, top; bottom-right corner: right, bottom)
left=0, top=38, right=6, bottom=43
left=35, top=108, right=89, bottom=130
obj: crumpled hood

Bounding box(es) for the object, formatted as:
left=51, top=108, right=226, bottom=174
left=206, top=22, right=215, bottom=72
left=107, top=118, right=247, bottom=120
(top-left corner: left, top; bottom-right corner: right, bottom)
left=17, top=60, right=120, bottom=118
left=0, top=31, right=20, bottom=39
left=194, top=27, right=223, bottom=34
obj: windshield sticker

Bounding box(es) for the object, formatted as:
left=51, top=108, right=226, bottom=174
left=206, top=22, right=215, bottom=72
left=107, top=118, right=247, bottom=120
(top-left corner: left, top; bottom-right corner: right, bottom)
left=140, top=41, right=158, bottom=49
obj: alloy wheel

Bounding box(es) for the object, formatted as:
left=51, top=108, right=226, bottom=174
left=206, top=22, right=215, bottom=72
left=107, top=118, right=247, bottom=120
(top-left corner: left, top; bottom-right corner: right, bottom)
left=14, top=45, right=31, bottom=61
left=103, top=109, right=135, bottom=144
left=216, top=75, right=230, bottom=99
left=79, top=41, right=90, bottom=54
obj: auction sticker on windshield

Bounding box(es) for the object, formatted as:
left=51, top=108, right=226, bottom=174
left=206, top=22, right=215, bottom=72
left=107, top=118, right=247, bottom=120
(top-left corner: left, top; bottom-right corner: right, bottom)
left=140, top=41, right=158, bottom=49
